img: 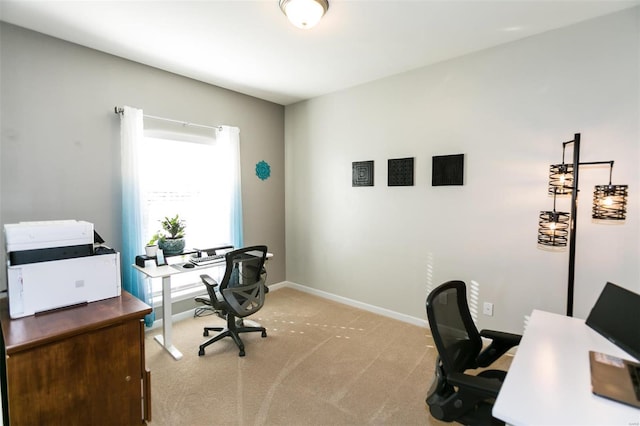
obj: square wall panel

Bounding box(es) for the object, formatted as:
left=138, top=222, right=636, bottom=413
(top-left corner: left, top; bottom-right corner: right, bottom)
left=352, top=161, right=374, bottom=186
left=432, top=154, right=464, bottom=186
left=388, top=157, right=414, bottom=186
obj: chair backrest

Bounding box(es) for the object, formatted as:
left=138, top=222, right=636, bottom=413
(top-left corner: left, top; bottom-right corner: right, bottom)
left=426, top=281, right=482, bottom=373
left=220, top=245, right=268, bottom=318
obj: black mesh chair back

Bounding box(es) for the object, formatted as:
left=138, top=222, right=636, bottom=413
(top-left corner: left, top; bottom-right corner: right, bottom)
left=198, top=245, right=268, bottom=357
left=426, top=281, right=482, bottom=373
left=221, top=247, right=267, bottom=318
left=425, top=280, right=521, bottom=425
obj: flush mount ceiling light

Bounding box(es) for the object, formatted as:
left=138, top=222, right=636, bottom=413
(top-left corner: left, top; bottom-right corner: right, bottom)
left=279, top=0, right=329, bottom=29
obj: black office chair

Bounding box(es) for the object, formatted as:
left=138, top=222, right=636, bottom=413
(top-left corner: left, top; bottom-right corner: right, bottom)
left=193, top=246, right=270, bottom=319
left=192, top=245, right=235, bottom=318
left=197, top=245, right=268, bottom=357
left=425, top=280, right=521, bottom=425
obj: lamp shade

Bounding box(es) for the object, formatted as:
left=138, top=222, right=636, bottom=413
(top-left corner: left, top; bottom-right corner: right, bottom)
left=538, top=210, right=570, bottom=247
left=548, top=163, right=574, bottom=195
left=592, top=184, right=628, bottom=220
left=279, top=0, right=329, bottom=29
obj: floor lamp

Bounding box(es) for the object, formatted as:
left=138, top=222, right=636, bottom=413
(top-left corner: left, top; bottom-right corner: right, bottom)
left=537, top=133, right=628, bottom=317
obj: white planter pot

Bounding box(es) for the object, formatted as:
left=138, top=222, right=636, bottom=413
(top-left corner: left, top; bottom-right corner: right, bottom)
left=145, top=245, right=158, bottom=257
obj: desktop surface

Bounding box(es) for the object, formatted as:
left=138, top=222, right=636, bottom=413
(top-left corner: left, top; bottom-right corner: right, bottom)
left=493, top=309, right=640, bottom=426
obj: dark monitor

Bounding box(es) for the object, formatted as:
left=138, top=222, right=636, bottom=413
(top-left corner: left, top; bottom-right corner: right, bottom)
left=586, top=282, right=640, bottom=361
left=94, top=230, right=105, bottom=244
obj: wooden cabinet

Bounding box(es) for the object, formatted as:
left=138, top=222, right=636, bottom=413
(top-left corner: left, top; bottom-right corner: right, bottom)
left=0, top=291, right=152, bottom=425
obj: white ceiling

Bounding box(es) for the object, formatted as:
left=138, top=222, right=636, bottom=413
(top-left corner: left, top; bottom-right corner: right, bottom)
left=1, top=0, right=638, bottom=105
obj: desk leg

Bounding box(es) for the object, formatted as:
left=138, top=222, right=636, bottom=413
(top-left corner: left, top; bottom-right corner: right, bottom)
left=154, top=275, right=183, bottom=360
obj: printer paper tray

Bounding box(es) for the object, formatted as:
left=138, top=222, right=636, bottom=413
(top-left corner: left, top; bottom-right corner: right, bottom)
left=7, top=253, right=121, bottom=319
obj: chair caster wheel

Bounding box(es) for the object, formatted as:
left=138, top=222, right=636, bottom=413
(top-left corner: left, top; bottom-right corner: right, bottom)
left=198, top=348, right=205, bottom=356
left=239, top=350, right=245, bottom=357
left=261, top=331, right=267, bottom=338
left=203, top=330, right=209, bottom=337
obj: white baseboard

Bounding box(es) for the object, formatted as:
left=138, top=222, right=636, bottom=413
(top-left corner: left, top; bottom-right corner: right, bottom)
left=266, top=281, right=289, bottom=292
left=270, top=282, right=514, bottom=356
left=148, top=280, right=428, bottom=330
left=147, top=282, right=518, bottom=357
left=278, top=281, right=428, bottom=328
left=146, top=306, right=197, bottom=331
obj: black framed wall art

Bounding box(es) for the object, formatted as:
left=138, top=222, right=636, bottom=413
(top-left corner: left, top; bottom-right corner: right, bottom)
left=432, top=154, right=464, bottom=186
left=352, top=160, right=374, bottom=187
left=388, top=157, right=414, bottom=186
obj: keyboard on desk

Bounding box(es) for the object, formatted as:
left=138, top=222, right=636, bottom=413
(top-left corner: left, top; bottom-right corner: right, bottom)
left=189, top=254, right=225, bottom=266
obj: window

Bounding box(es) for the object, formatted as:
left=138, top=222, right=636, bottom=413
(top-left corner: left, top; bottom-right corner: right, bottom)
left=139, top=135, right=235, bottom=300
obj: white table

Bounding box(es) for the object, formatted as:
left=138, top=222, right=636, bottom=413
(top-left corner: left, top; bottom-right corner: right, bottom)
left=133, top=258, right=223, bottom=360
left=493, top=309, right=640, bottom=426
left=133, top=252, right=272, bottom=360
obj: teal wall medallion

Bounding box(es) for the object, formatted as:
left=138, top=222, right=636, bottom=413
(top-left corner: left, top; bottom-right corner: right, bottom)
left=255, top=160, right=271, bottom=181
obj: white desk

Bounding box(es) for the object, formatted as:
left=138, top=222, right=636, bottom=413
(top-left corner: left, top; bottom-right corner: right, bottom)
left=133, top=252, right=272, bottom=360
left=133, top=258, right=220, bottom=360
left=493, top=309, right=640, bottom=426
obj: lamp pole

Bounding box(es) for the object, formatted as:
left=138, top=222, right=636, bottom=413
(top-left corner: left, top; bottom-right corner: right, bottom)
left=566, top=134, right=580, bottom=317
left=564, top=134, right=618, bottom=317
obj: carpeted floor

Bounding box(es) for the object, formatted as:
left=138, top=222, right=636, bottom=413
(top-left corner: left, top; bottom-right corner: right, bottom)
left=145, top=287, right=510, bottom=425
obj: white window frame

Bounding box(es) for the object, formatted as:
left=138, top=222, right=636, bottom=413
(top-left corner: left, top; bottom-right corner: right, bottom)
left=139, top=134, right=235, bottom=304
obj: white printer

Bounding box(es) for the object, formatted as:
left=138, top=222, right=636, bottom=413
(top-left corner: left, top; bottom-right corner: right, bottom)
left=4, top=220, right=121, bottom=319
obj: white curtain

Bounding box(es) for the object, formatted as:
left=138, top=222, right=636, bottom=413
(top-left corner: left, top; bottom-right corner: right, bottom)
left=215, top=125, right=244, bottom=249
left=120, top=105, right=155, bottom=326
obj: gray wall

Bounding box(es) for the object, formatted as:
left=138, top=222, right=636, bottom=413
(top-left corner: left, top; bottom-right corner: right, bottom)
left=285, top=8, right=640, bottom=333
left=3, top=8, right=640, bottom=334
left=0, top=22, right=286, bottom=290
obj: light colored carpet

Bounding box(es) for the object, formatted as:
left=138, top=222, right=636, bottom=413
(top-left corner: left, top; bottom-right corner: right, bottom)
left=145, top=287, right=510, bottom=425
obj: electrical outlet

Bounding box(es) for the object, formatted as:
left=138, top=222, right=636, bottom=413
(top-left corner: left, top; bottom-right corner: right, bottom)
left=483, top=302, right=494, bottom=316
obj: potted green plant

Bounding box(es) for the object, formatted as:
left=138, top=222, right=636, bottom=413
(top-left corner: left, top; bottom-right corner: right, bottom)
left=154, top=214, right=186, bottom=255
left=144, top=241, right=159, bottom=257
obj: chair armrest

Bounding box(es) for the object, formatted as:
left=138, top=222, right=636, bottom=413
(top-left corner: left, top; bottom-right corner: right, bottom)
left=476, top=329, right=522, bottom=367
left=480, top=329, right=522, bottom=345
left=200, top=274, right=219, bottom=287
left=447, top=372, right=502, bottom=399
